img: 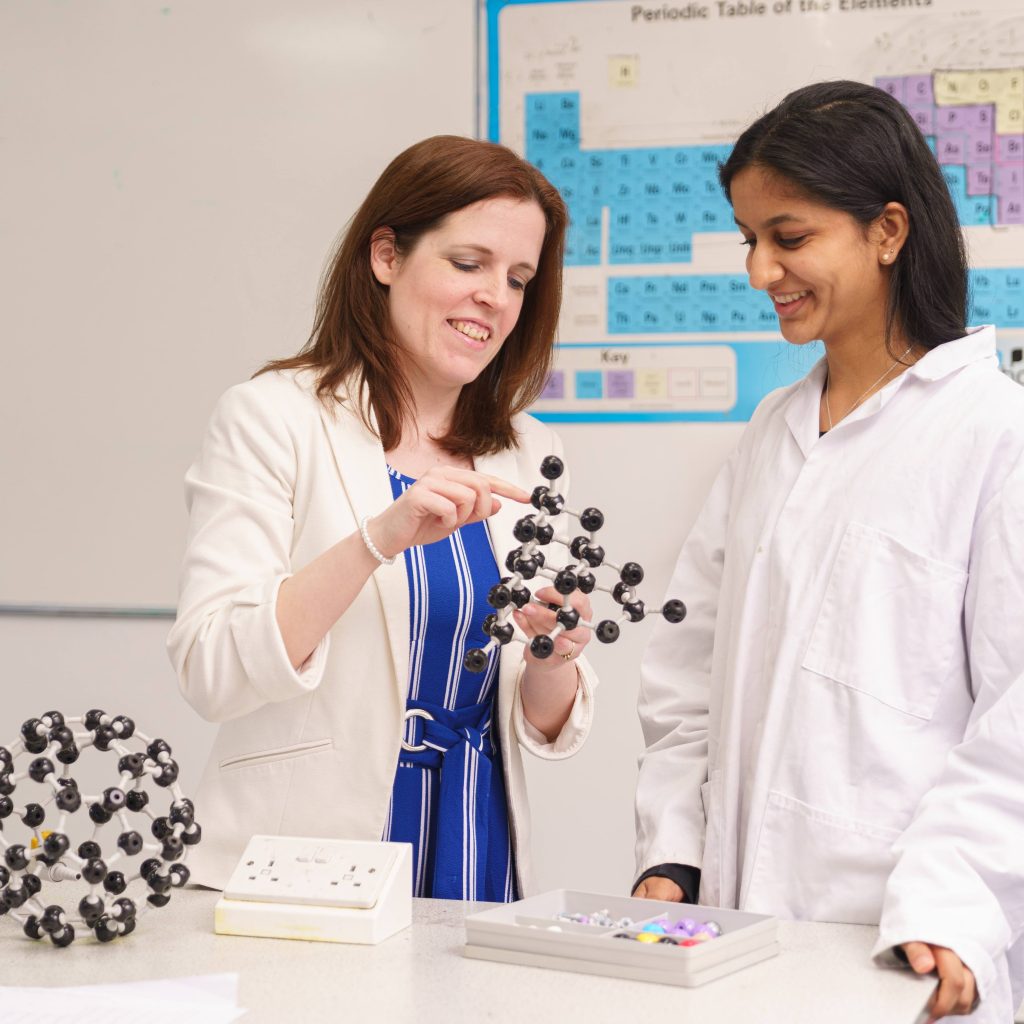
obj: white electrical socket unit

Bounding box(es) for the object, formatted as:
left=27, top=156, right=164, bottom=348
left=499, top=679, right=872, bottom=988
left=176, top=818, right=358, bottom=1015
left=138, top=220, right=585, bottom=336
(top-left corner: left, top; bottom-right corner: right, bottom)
left=214, top=835, right=412, bottom=945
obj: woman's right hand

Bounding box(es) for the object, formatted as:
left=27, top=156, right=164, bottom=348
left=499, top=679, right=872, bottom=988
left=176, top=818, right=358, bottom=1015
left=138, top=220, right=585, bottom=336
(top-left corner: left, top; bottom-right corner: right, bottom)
left=367, top=467, right=531, bottom=558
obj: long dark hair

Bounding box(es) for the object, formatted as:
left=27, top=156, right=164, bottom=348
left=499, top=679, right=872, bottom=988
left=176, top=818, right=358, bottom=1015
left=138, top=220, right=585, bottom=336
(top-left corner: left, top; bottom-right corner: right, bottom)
left=719, top=80, right=967, bottom=352
left=259, top=135, right=568, bottom=457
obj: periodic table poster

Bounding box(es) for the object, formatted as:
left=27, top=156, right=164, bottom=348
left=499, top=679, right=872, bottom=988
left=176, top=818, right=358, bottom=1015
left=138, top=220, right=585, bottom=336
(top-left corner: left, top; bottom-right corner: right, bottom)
left=483, top=0, right=1024, bottom=422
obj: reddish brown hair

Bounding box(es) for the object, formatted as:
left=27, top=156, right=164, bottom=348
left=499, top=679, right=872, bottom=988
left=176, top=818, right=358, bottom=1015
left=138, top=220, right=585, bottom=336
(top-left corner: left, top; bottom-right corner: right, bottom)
left=258, top=135, right=568, bottom=456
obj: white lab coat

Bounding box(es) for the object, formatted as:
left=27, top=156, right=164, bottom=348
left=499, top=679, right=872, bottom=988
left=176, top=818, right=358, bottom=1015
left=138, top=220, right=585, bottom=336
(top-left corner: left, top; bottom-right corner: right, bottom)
left=636, top=327, right=1024, bottom=1021
left=167, top=369, right=597, bottom=892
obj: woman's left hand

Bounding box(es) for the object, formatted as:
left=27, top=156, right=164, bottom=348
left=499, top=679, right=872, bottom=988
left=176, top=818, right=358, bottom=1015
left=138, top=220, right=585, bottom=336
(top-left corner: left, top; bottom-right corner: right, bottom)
left=515, top=584, right=593, bottom=669
left=902, top=942, right=977, bottom=1020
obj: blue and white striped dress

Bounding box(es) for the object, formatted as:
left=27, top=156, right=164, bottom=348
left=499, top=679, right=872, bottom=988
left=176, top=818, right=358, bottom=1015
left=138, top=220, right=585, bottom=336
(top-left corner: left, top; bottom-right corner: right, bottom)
left=381, top=466, right=518, bottom=902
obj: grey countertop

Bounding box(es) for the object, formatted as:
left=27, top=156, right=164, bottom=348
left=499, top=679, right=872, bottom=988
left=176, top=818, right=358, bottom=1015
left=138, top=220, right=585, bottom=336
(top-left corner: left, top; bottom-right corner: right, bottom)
left=0, top=890, right=932, bottom=1022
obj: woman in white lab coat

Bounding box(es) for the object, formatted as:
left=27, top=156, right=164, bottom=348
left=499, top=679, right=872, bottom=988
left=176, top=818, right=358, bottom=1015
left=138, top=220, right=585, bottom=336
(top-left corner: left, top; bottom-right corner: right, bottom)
left=633, top=81, right=1024, bottom=1021
left=168, top=136, right=597, bottom=900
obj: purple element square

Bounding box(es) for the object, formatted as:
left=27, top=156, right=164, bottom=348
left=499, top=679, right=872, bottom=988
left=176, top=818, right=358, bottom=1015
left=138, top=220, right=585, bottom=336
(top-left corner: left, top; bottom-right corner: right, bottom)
left=967, top=130, right=995, bottom=165
left=1001, top=198, right=1024, bottom=225
left=938, top=133, right=966, bottom=165
left=909, top=104, right=935, bottom=135
left=875, top=77, right=906, bottom=103
left=996, top=164, right=1024, bottom=197
left=906, top=75, right=933, bottom=105
left=605, top=370, right=635, bottom=399
left=997, top=135, right=1024, bottom=164
left=959, top=105, right=989, bottom=130
left=937, top=106, right=968, bottom=131
left=968, top=166, right=993, bottom=196
left=974, top=105, right=995, bottom=130
left=541, top=370, right=565, bottom=400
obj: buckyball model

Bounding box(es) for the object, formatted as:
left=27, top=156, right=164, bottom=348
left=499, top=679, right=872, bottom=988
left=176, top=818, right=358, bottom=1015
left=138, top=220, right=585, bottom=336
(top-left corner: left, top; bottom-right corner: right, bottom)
left=464, top=456, right=686, bottom=673
left=0, top=710, right=200, bottom=945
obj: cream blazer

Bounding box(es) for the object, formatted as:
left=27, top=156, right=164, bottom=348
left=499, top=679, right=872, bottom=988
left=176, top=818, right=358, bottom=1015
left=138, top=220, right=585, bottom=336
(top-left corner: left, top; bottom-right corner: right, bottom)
left=168, top=369, right=598, bottom=891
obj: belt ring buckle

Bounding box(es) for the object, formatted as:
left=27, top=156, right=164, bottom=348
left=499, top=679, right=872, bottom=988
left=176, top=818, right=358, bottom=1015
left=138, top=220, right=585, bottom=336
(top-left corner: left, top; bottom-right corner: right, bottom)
left=401, top=708, right=434, bottom=752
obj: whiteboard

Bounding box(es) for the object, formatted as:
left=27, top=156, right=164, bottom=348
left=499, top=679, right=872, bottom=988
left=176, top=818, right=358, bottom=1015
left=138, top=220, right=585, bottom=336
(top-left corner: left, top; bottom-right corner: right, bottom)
left=0, top=0, right=476, bottom=609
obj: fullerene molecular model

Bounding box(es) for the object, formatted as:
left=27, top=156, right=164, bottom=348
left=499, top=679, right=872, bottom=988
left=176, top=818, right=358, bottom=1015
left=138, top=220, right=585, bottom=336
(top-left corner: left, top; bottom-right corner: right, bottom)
left=463, top=456, right=686, bottom=673
left=0, top=710, right=200, bottom=946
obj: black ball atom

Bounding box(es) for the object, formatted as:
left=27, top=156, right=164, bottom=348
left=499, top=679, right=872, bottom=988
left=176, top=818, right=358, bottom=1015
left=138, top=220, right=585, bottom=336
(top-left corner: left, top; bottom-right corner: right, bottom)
left=576, top=572, right=596, bottom=594
left=514, top=556, right=540, bottom=580
left=488, top=583, right=512, bottom=609
left=28, top=758, right=55, bottom=783
left=490, top=622, right=515, bottom=646
left=582, top=544, right=605, bottom=568
left=103, top=871, right=127, bottom=895
left=42, top=832, right=70, bottom=860
left=84, top=709, right=106, bottom=730
left=569, top=535, right=589, bottom=559
left=579, top=507, right=605, bottom=532
left=512, top=516, right=537, bottom=542
left=117, top=831, right=144, bottom=856
left=39, top=905, right=66, bottom=935
left=662, top=599, right=687, bottom=623
left=530, top=635, right=555, bottom=659
left=102, top=787, right=126, bottom=813
left=79, top=896, right=104, bottom=925
left=535, top=522, right=555, bottom=545
left=595, top=620, right=621, bottom=644
left=554, top=570, right=578, bottom=595
left=509, top=586, right=531, bottom=609
left=169, top=863, right=191, bottom=887
left=556, top=607, right=581, bottom=630
left=125, top=789, right=149, bottom=812
left=623, top=600, right=646, bottom=623
left=540, top=455, right=564, bottom=480
left=22, top=804, right=45, bottom=828
left=463, top=648, right=489, bottom=674
left=5, top=845, right=29, bottom=871
left=620, top=562, right=644, bottom=586
left=161, top=836, right=185, bottom=862
left=82, top=858, right=108, bottom=885
left=55, top=787, right=82, bottom=813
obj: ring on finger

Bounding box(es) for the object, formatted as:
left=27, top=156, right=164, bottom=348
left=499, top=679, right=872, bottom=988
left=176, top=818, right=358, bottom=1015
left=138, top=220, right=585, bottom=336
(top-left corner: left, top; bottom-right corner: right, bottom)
left=559, top=640, right=576, bottom=662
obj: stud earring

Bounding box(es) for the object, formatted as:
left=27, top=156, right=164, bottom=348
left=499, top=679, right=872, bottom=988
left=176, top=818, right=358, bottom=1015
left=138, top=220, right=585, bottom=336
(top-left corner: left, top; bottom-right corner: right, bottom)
left=882, top=249, right=895, bottom=262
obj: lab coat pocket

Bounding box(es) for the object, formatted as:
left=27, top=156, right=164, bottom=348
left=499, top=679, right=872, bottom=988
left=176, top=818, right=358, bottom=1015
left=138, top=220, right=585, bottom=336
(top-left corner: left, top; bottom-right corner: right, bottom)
left=803, top=522, right=967, bottom=720
left=746, top=791, right=901, bottom=924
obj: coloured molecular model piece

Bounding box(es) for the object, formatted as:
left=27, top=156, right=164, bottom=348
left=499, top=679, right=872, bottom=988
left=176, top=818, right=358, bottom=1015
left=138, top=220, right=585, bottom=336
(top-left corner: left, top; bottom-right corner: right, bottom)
left=463, top=455, right=686, bottom=673
left=0, top=710, right=201, bottom=945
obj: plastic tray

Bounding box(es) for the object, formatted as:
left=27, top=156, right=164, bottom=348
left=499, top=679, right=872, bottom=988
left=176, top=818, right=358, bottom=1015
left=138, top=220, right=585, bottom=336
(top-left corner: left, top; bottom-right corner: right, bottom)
left=464, top=888, right=778, bottom=987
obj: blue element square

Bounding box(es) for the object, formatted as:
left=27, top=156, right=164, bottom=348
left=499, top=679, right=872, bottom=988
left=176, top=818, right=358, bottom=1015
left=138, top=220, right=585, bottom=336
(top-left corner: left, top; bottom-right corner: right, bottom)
left=575, top=371, right=603, bottom=399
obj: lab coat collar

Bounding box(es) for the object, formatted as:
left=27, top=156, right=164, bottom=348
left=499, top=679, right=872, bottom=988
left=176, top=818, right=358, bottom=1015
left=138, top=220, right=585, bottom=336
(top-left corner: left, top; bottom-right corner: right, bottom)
left=783, top=327, right=998, bottom=456
left=905, top=325, right=998, bottom=381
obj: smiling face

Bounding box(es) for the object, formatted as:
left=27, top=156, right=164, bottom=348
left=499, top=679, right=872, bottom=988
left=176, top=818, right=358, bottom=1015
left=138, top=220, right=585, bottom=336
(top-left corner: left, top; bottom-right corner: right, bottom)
left=370, top=196, right=547, bottom=408
left=730, top=166, right=897, bottom=350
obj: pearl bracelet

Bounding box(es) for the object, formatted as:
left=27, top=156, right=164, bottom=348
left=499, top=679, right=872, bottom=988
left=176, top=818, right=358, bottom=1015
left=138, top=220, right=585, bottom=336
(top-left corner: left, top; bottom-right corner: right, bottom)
left=359, top=515, right=396, bottom=566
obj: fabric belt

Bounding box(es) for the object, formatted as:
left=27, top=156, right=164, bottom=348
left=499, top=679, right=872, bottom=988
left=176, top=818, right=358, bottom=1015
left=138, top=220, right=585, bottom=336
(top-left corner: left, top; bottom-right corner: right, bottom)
left=399, top=697, right=497, bottom=900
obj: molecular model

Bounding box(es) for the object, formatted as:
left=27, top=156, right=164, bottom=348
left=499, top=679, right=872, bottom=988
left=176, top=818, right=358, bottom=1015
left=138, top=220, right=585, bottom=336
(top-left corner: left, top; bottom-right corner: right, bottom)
left=0, top=710, right=201, bottom=946
left=463, top=455, right=686, bottom=673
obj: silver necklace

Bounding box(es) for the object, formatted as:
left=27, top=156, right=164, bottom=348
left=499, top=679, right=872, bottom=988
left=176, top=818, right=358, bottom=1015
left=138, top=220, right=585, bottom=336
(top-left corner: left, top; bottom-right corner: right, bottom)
left=824, top=344, right=914, bottom=431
